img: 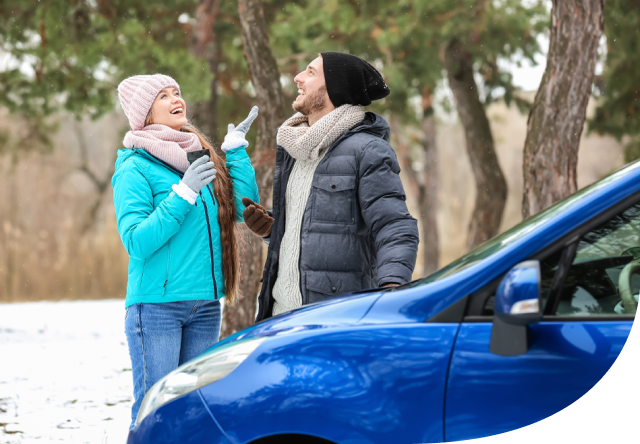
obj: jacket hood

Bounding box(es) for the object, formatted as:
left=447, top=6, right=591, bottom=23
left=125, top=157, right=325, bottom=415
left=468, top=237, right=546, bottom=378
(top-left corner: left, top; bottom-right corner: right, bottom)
left=317, top=111, right=390, bottom=160
left=115, top=147, right=136, bottom=172
left=347, top=112, right=391, bottom=142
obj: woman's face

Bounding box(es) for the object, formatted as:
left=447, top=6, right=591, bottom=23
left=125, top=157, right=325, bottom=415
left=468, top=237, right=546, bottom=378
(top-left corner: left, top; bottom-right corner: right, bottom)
left=147, top=87, right=187, bottom=130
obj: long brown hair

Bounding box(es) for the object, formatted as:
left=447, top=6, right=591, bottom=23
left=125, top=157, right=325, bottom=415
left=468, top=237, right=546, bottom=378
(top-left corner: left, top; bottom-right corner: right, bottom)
left=182, top=124, right=240, bottom=305
left=145, top=110, right=240, bottom=304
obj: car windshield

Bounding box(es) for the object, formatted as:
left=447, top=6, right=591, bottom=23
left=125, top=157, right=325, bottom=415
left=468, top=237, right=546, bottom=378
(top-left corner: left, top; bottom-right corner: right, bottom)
left=411, top=161, right=640, bottom=287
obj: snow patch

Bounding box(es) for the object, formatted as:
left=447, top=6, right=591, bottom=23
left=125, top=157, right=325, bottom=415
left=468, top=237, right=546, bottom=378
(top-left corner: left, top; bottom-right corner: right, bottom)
left=1, top=300, right=132, bottom=443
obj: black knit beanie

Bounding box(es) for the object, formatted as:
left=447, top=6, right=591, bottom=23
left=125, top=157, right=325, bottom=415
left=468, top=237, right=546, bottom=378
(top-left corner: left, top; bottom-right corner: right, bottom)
left=321, top=52, right=390, bottom=107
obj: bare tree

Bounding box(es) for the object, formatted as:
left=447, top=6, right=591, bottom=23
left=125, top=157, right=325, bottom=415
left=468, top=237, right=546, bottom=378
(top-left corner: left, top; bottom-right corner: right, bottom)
left=219, top=0, right=287, bottom=338
left=73, top=123, right=115, bottom=234
left=444, top=39, right=507, bottom=251
left=522, top=0, right=605, bottom=218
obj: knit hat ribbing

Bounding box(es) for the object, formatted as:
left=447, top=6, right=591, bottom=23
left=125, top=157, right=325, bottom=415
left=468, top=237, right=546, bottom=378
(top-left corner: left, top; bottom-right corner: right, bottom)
left=320, top=52, right=390, bottom=108
left=117, top=74, right=181, bottom=131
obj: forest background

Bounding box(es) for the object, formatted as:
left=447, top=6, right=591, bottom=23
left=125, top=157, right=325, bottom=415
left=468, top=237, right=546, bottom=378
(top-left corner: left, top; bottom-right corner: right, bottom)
left=0, top=0, right=638, bottom=337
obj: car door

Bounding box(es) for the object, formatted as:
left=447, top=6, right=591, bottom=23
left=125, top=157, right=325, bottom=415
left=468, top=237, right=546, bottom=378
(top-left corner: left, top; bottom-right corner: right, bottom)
left=443, top=202, right=639, bottom=442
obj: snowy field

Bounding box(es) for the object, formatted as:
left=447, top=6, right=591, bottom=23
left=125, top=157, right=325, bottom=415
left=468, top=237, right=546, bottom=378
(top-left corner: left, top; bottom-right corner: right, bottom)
left=1, top=300, right=133, bottom=443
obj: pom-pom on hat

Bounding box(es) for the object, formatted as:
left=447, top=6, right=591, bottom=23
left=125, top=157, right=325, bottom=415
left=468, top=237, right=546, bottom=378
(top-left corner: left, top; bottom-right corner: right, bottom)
left=117, top=74, right=180, bottom=131
left=320, top=52, right=390, bottom=108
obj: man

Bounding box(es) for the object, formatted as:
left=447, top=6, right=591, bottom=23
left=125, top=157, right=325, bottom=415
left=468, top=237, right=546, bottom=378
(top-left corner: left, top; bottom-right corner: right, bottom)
left=243, top=52, right=419, bottom=322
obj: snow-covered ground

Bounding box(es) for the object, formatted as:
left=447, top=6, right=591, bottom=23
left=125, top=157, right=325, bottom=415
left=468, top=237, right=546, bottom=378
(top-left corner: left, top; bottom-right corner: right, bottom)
left=1, top=300, right=132, bottom=443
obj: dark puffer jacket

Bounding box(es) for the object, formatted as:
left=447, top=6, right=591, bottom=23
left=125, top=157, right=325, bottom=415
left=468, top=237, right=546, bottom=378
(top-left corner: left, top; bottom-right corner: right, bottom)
left=256, top=112, right=419, bottom=322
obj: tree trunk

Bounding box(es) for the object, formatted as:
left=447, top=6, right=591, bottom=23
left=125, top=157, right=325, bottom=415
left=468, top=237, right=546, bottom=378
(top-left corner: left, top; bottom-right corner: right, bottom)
left=220, top=0, right=287, bottom=339
left=73, top=121, right=116, bottom=234
left=522, top=0, right=605, bottom=218
left=389, top=108, right=439, bottom=277
left=191, top=0, right=221, bottom=143
left=444, top=39, right=507, bottom=251
left=420, top=109, right=439, bottom=275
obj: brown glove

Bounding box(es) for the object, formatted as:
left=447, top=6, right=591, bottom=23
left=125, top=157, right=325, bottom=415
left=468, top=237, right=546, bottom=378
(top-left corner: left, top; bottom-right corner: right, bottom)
left=242, top=197, right=274, bottom=238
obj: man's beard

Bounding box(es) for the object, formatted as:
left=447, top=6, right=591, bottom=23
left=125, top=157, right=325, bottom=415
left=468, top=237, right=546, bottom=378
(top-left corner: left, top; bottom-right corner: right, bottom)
left=292, top=85, right=327, bottom=115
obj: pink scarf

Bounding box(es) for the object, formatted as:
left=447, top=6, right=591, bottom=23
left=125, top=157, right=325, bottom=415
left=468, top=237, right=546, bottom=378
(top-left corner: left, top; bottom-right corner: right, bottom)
left=123, top=124, right=202, bottom=173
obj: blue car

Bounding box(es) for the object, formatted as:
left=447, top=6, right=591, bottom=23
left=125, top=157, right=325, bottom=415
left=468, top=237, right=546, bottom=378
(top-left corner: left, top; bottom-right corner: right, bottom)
left=128, top=161, right=639, bottom=444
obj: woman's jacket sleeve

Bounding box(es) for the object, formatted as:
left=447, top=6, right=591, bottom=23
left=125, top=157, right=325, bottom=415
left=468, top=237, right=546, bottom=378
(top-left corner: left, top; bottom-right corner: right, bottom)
left=225, top=147, right=260, bottom=222
left=112, top=158, right=193, bottom=260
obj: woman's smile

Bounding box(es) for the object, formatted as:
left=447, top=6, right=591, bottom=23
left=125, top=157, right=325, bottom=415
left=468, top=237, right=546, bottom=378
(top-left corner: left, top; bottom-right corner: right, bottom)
left=170, top=106, right=184, bottom=116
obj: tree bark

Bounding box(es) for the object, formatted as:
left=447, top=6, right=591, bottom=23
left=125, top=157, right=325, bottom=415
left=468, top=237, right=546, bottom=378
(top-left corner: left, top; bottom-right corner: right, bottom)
left=420, top=109, right=439, bottom=274
left=444, top=39, right=507, bottom=251
left=522, top=0, right=605, bottom=218
left=220, top=0, right=287, bottom=339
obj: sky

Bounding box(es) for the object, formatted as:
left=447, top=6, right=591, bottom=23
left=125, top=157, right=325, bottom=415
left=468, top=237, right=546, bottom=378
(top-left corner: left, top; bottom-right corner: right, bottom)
left=505, top=52, right=548, bottom=92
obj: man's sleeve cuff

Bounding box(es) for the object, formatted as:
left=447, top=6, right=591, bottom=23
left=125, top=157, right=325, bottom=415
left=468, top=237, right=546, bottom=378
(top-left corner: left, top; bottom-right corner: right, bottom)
left=172, top=181, right=198, bottom=205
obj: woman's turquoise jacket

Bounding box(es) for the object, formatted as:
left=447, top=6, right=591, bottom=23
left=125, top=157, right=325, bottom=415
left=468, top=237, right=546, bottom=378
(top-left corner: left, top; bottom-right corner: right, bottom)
left=112, top=147, right=259, bottom=308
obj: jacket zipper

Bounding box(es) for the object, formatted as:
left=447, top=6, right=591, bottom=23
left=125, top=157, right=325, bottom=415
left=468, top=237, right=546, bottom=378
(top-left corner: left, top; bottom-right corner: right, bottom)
left=162, top=242, right=171, bottom=295
left=207, top=184, right=216, bottom=205
left=201, top=193, right=218, bottom=299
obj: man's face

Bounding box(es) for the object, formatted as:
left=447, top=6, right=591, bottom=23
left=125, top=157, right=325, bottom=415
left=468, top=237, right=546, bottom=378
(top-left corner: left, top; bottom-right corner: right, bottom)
left=292, top=56, right=331, bottom=115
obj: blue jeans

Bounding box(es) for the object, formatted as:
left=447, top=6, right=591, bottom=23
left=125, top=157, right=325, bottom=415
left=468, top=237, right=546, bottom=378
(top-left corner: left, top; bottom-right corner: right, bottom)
left=124, top=299, right=222, bottom=428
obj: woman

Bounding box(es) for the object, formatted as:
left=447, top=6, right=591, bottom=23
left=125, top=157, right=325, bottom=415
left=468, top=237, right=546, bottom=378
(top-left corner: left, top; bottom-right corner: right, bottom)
left=112, top=74, right=259, bottom=427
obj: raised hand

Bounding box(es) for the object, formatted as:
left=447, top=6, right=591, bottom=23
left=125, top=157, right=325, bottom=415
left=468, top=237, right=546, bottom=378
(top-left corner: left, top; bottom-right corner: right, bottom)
left=233, top=106, right=259, bottom=135
left=221, top=106, right=259, bottom=153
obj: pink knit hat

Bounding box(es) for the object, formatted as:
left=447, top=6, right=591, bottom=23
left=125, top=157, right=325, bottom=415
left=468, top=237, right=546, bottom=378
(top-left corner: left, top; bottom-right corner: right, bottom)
left=117, top=74, right=181, bottom=131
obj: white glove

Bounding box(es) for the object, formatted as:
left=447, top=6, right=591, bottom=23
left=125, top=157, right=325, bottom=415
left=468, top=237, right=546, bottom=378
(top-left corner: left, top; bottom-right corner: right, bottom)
left=220, top=106, right=259, bottom=152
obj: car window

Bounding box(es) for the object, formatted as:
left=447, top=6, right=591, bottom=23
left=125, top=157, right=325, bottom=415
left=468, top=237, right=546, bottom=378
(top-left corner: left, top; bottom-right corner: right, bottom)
left=415, top=161, right=640, bottom=287
left=472, top=203, right=640, bottom=319
left=553, top=204, right=640, bottom=316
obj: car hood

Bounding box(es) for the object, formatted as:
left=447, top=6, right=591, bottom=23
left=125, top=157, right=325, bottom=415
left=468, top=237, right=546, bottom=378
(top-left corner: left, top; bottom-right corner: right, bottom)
left=214, top=290, right=386, bottom=348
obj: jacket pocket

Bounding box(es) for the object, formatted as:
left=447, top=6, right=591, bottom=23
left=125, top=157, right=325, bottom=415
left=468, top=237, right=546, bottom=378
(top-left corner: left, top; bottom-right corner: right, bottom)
left=312, top=175, right=356, bottom=224
left=140, top=242, right=170, bottom=293
left=303, top=270, right=363, bottom=304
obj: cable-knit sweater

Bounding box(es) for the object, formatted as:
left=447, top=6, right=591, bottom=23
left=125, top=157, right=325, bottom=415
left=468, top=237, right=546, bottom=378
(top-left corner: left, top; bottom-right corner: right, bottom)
left=271, top=105, right=365, bottom=316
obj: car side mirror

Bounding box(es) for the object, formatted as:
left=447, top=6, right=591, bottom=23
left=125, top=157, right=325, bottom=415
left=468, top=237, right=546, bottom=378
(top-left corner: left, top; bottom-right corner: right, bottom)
left=490, top=260, right=542, bottom=356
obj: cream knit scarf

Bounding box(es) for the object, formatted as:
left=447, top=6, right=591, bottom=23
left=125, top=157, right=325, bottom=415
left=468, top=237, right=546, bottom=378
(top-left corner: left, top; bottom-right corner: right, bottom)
left=276, top=104, right=365, bottom=161
left=272, top=105, right=365, bottom=316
